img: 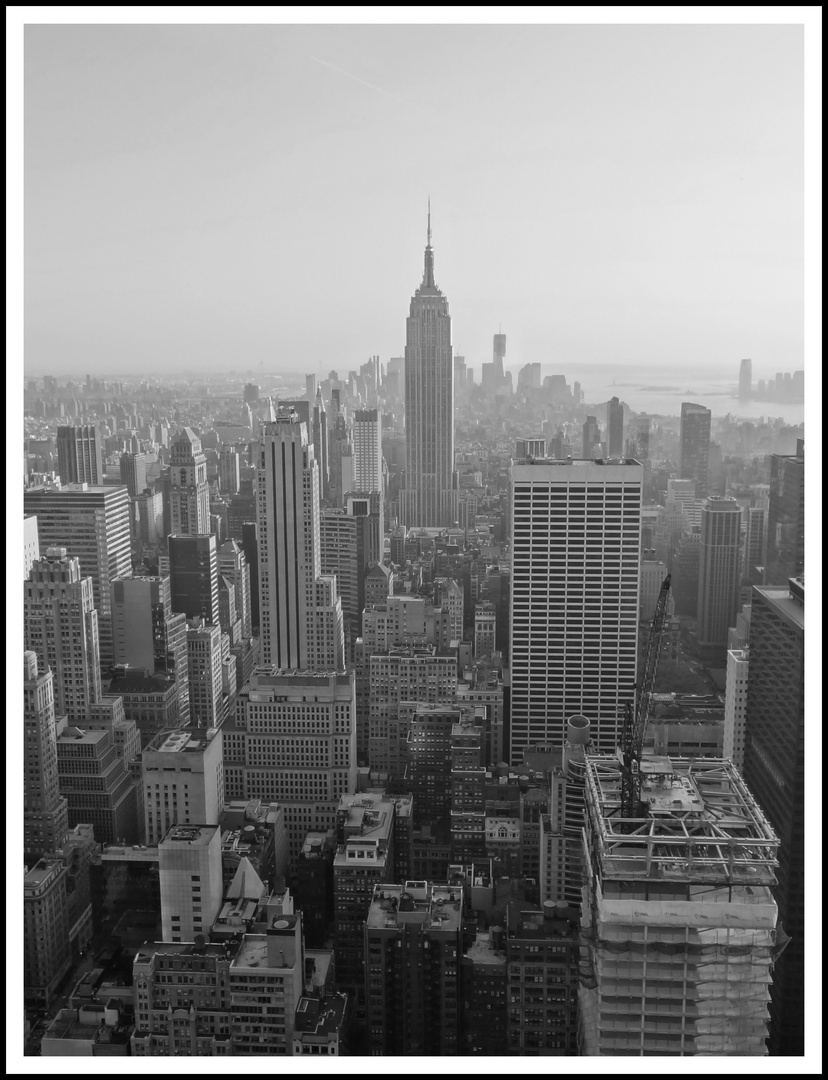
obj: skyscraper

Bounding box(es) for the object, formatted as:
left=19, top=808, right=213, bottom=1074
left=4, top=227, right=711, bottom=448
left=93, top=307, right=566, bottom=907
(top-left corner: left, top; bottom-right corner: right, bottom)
left=24, top=485, right=132, bottom=669
left=742, top=578, right=805, bottom=1056
left=624, top=416, right=650, bottom=461
left=56, top=424, right=103, bottom=486
left=24, top=514, right=40, bottom=579
left=352, top=408, right=383, bottom=493
left=738, top=357, right=753, bottom=399
left=400, top=206, right=456, bottom=527
left=111, top=574, right=190, bottom=725
left=169, top=428, right=210, bottom=536
left=119, top=451, right=148, bottom=498
left=679, top=402, right=712, bottom=499
left=696, top=497, right=742, bottom=660
left=168, top=533, right=219, bottom=625
left=606, top=396, right=624, bottom=457
left=218, top=539, right=252, bottom=641
left=257, top=412, right=344, bottom=671
left=580, top=755, right=779, bottom=1056
left=509, top=458, right=642, bottom=760
left=24, top=652, right=69, bottom=862
left=763, top=444, right=804, bottom=586
left=224, top=668, right=357, bottom=863
left=582, top=416, right=601, bottom=458
left=25, top=547, right=102, bottom=723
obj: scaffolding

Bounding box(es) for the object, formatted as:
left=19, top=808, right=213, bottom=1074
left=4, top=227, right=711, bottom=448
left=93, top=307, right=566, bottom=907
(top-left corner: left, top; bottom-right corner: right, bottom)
left=579, top=755, right=780, bottom=1056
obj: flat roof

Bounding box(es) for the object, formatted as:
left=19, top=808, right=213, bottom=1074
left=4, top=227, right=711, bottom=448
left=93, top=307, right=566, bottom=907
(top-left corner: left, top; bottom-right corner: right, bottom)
left=160, top=824, right=219, bottom=847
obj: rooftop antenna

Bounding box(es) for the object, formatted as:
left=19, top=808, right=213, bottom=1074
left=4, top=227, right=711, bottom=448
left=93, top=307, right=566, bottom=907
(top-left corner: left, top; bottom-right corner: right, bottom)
left=427, top=196, right=432, bottom=247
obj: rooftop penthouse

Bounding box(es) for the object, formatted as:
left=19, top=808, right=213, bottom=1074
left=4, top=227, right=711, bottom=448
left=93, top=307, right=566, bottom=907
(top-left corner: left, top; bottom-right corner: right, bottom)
left=365, top=881, right=464, bottom=933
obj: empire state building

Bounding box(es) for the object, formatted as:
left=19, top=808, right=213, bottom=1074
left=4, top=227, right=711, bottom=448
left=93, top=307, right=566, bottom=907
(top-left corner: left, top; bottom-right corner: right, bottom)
left=400, top=206, right=458, bottom=528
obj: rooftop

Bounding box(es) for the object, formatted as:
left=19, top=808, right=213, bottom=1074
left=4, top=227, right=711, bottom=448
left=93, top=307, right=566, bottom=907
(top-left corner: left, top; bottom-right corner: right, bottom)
left=584, top=755, right=779, bottom=885
left=366, top=881, right=463, bottom=933
left=160, top=824, right=219, bottom=848
left=294, top=993, right=347, bottom=1038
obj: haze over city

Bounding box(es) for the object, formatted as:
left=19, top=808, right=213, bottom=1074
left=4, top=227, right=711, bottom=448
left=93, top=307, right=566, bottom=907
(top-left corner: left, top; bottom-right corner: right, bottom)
left=24, top=21, right=804, bottom=378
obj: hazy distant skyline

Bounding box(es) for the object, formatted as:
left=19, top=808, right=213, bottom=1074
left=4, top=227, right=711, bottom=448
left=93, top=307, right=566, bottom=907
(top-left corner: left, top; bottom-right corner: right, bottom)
left=24, top=22, right=804, bottom=376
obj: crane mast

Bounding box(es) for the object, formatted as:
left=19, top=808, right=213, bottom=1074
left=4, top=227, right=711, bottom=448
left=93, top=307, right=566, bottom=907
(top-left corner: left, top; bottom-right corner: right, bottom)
left=618, top=574, right=672, bottom=826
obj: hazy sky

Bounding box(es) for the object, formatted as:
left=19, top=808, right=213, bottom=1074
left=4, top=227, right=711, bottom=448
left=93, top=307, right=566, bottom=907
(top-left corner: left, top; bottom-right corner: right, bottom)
left=23, top=20, right=805, bottom=377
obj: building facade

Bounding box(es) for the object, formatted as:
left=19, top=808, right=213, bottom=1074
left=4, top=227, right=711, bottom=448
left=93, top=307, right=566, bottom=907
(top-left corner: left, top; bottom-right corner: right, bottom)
left=257, top=413, right=344, bottom=671
left=742, top=579, right=805, bottom=1055
left=25, top=547, right=102, bottom=722
left=696, top=497, right=742, bottom=659
left=57, top=424, right=103, bottom=486
left=23, top=485, right=132, bottom=669
left=24, top=652, right=70, bottom=862
left=509, top=458, right=641, bottom=760
left=678, top=402, right=712, bottom=499
left=169, top=428, right=211, bottom=536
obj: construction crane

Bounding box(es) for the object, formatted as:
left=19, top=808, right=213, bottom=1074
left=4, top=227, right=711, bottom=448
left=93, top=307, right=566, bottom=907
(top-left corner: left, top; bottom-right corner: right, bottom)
left=617, top=574, right=672, bottom=827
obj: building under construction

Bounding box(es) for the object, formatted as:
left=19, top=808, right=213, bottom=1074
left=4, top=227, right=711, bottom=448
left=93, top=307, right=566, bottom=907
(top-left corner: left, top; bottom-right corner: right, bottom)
left=579, top=755, right=780, bottom=1056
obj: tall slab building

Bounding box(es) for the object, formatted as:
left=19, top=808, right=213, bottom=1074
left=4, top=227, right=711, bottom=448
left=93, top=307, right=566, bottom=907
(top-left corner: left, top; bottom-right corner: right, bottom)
left=169, top=427, right=210, bottom=536
left=24, top=652, right=69, bottom=862
left=56, top=424, right=103, bottom=486
left=257, top=412, right=344, bottom=672
left=400, top=207, right=457, bottom=528
left=679, top=402, right=712, bottom=499
left=23, top=484, right=132, bottom=669
left=25, top=547, right=102, bottom=723
left=509, top=457, right=642, bottom=761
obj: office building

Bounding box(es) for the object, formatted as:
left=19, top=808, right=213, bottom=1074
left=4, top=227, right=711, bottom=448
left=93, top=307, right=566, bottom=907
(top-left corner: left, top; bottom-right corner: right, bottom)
left=224, top=668, right=357, bottom=864
left=606, top=396, right=624, bottom=457
left=509, top=458, right=641, bottom=760
left=132, top=488, right=165, bottom=555
left=579, top=755, right=779, bottom=1056
left=742, top=579, right=805, bottom=1056
left=764, top=445, right=804, bottom=586
left=345, top=489, right=384, bottom=568
left=25, top=548, right=101, bottom=723
left=119, top=452, right=148, bottom=498
left=367, top=646, right=458, bottom=779
left=169, top=428, right=211, bottom=535
left=505, top=901, right=580, bottom=1055
left=168, top=533, right=219, bottom=624
left=218, top=449, right=241, bottom=495
left=697, top=497, right=742, bottom=660
left=132, top=908, right=309, bottom=1056
left=57, top=424, right=103, bottom=486
left=24, top=485, right=132, bottom=668
left=679, top=402, right=712, bottom=498
left=352, top=408, right=383, bottom=493
left=582, top=416, right=601, bottom=458
left=56, top=723, right=138, bottom=844
left=24, top=859, right=72, bottom=1007
left=111, top=575, right=190, bottom=721
left=624, top=416, right=650, bottom=461
left=517, top=362, right=542, bottom=390
left=159, top=823, right=224, bottom=943
left=258, top=413, right=345, bottom=671
left=320, top=508, right=371, bottom=655
left=738, top=357, right=753, bottom=399
left=365, top=880, right=464, bottom=1055
left=333, top=792, right=396, bottom=1007
left=460, top=927, right=508, bottom=1055
left=743, top=505, right=767, bottom=585
left=142, top=725, right=224, bottom=842
left=105, top=666, right=183, bottom=748
left=24, top=514, right=40, bottom=579
left=24, top=652, right=70, bottom=862
left=723, top=647, right=750, bottom=770
left=187, top=620, right=228, bottom=729
left=474, top=601, right=496, bottom=661
left=400, top=208, right=457, bottom=527
left=217, top=538, right=252, bottom=641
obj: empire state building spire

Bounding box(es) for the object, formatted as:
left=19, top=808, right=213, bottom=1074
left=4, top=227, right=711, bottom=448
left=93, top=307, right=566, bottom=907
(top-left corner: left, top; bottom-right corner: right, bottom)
left=422, top=198, right=435, bottom=290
